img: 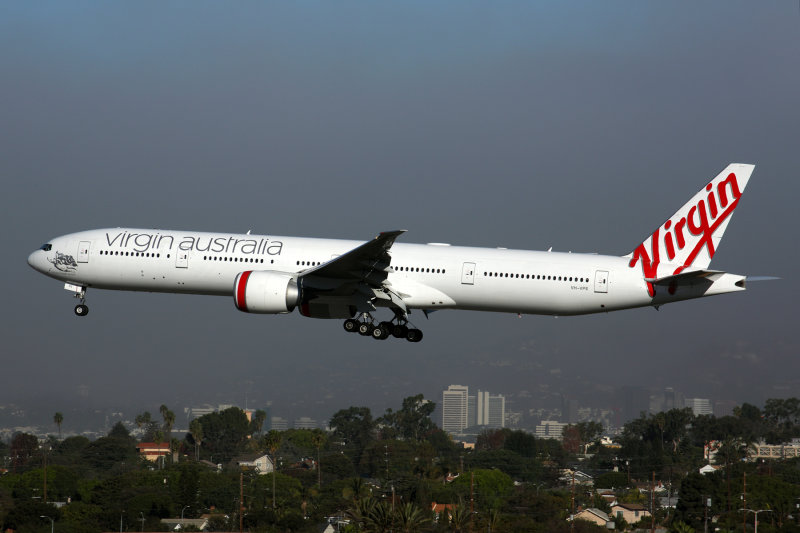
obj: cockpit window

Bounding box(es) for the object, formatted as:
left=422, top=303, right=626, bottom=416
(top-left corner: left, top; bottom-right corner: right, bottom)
left=40, top=244, right=52, bottom=251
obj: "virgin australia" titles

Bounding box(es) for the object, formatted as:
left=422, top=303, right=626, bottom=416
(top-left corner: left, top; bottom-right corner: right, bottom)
left=104, top=231, right=284, bottom=255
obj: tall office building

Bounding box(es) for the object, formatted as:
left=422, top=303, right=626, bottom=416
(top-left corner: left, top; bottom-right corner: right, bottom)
left=293, top=417, right=318, bottom=429
left=619, top=386, right=649, bottom=423
left=467, top=394, right=477, bottom=428
left=477, top=390, right=506, bottom=428
left=442, top=385, right=469, bottom=434
left=684, top=398, right=713, bottom=416
left=562, top=396, right=578, bottom=424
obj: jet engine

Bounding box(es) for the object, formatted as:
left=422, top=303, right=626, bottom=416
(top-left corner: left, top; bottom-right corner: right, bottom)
left=233, top=271, right=300, bottom=314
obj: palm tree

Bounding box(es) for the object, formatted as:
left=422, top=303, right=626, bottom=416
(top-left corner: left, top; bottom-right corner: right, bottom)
left=447, top=503, right=470, bottom=533
left=160, top=405, right=175, bottom=435
left=251, top=409, right=266, bottom=437
left=264, top=430, right=282, bottom=510
left=343, top=477, right=366, bottom=503
left=364, top=500, right=394, bottom=533
left=154, top=429, right=165, bottom=469
left=671, top=520, right=696, bottom=533
left=395, top=503, right=430, bottom=532
left=135, top=411, right=153, bottom=440
left=135, top=411, right=151, bottom=429
left=160, top=406, right=176, bottom=463
left=482, top=509, right=500, bottom=533
left=345, top=497, right=377, bottom=531
left=311, top=431, right=326, bottom=488
left=189, top=418, right=203, bottom=461
left=53, top=412, right=63, bottom=439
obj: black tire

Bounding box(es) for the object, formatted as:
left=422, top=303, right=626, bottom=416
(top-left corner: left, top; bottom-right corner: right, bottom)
left=358, top=323, right=373, bottom=336
left=371, top=325, right=386, bottom=340
left=343, top=319, right=358, bottom=332
left=74, top=304, right=89, bottom=317
left=392, top=324, right=409, bottom=338
left=406, top=329, right=423, bottom=342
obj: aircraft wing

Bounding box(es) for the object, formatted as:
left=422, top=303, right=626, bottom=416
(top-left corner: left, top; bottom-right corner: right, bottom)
left=298, top=230, right=405, bottom=290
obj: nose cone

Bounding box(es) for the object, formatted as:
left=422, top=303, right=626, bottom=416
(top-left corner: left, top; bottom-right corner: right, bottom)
left=28, top=250, right=45, bottom=272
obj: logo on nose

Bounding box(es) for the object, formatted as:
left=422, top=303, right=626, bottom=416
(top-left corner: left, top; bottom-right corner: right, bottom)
left=48, top=252, right=78, bottom=272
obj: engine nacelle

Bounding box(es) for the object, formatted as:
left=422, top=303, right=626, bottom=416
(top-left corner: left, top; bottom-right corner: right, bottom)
left=233, top=271, right=300, bottom=314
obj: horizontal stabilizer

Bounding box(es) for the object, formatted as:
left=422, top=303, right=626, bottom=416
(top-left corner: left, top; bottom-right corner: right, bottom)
left=744, top=276, right=780, bottom=282
left=646, top=269, right=725, bottom=285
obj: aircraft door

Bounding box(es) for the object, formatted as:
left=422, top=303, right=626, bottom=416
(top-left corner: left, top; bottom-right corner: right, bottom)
left=461, top=262, right=476, bottom=285
left=176, top=250, right=189, bottom=268
left=78, top=241, right=90, bottom=263
left=594, top=270, right=609, bottom=293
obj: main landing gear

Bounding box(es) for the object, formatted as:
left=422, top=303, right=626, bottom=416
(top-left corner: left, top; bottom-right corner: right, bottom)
left=343, top=314, right=423, bottom=343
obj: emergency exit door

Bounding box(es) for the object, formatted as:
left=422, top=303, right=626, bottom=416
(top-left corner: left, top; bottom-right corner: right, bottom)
left=461, top=262, right=476, bottom=285
left=78, top=241, right=90, bottom=263
left=594, top=270, right=609, bottom=293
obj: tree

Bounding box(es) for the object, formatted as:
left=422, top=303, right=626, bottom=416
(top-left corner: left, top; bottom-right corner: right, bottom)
left=189, top=418, right=203, bottom=461
left=250, top=409, right=266, bottom=437
left=330, top=406, right=375, bottom=470
left=364, top=500, right=394, bottom=533
left=264, top=430, right=283, bottom=510
left=80, top=422, right=138, bottom=476
left=562, top=425, right=581, bottom=454
left=345, top=496, right=376, bottom=530
left=671, top=520, right=695, bottom=533
left=452, top=469, right=513, bottom=510
left=310, top=431, right=326, bottom=488
left=160, top=405, right=176, bottom=459
left=9, top=432, right=40, bottom=472
left=575, top=421, right=603, bottom=453
left=395, top=502, right=430, bottom=532
left=447, top=502, right=471, bottom=533
left=194, top=407, right=250, bottom=463
left=594, top=472, right=630, bottom=490
left=134, top=411, right=151, bottom=429
left=53, top=412, right=64, bottom=439
left=135, top=411, right=159, bottom=442
left=378, top=394, right=437, bottom=442
left=476, top=428, right=508, bottom=451
left=2, top=500, right=61, bottom=532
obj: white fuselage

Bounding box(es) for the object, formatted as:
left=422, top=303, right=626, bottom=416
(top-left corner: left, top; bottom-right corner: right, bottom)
left=27, top=227, right=741, bottom=317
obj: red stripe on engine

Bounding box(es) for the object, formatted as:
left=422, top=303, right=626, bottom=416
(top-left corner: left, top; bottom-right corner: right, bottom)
left=236, top=271, right=252, bottom=311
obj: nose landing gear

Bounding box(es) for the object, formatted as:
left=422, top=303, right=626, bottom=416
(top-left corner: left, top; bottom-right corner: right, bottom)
left=67, top=284, right=89, bottom=317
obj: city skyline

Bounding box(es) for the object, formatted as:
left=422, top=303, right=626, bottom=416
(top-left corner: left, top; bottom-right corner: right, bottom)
left=0, top=379, right=738, bottom=442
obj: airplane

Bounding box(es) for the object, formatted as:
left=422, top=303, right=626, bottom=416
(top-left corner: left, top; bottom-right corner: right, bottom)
left=28, top=163, right=757, bottom=342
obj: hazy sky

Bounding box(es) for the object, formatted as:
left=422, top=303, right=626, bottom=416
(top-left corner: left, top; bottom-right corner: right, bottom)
left=1, top=2, right=797, bottom=428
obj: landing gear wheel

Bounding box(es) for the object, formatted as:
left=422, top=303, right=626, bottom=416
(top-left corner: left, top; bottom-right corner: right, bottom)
left=343, top=319, right=359, bottom=333
left=371, top=325, right=388, bottom=340
left=392, top=324, right=409, bottom=339
left=358, top=323, right=374, bottom=336
left=74, top=304, right=89, bottom=317
left=406, top=329, right=423, bottom=342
